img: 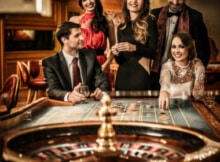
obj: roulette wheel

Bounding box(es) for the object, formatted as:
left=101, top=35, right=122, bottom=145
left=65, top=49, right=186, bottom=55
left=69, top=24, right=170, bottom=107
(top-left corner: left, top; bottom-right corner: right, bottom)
left=2, top=94, right=220, bottom=162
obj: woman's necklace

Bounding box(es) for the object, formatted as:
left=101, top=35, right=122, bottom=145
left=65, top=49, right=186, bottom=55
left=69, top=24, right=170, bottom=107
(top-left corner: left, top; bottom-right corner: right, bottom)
left=174, top=61, right=190, bottom=78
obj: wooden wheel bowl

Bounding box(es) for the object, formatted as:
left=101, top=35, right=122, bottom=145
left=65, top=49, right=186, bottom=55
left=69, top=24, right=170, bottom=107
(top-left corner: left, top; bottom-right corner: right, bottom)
left=2, top=121, right=220, bottom=162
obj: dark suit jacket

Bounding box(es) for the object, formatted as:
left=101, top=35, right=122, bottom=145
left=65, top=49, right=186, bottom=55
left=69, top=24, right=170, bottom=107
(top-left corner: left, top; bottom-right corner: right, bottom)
left=151, top=4, right=210, bottom=67
left=42, top=49, right=110, bottom=101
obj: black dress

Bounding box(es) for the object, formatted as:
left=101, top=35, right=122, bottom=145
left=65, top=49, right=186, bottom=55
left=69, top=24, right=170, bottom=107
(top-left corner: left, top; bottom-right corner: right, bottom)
left=115, top=16, right=157, bottom=90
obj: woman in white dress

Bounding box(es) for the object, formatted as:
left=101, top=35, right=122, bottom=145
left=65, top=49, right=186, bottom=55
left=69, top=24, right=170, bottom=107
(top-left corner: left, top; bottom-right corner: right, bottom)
left=159, top=32, right=205, bottom=110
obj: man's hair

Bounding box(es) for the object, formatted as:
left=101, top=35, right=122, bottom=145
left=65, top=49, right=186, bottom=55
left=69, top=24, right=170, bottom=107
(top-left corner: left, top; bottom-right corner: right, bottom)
left=56, top=22, right=80, bottom=46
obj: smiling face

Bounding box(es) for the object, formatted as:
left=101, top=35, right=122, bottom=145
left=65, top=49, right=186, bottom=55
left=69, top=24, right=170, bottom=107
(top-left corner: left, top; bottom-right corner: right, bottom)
left=127, top=0, right=144, bottom=13
left=81, top=0, right=96, bottom=13
left=62, top=28, right=84, bottom=53
left=171, top=36, right=189, bottom=66
left=168, top=0, right=186, bottom=12
left=82, top=0, right=96, bottom=12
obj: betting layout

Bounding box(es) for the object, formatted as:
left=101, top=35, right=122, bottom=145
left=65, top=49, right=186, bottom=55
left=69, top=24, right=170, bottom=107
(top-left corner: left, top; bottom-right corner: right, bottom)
left=25, top=99, right=212, bottom=134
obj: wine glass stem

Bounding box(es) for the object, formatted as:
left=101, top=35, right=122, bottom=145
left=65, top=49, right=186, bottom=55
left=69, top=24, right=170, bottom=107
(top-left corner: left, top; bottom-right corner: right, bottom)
left=81, top=99, right=86, bottom=104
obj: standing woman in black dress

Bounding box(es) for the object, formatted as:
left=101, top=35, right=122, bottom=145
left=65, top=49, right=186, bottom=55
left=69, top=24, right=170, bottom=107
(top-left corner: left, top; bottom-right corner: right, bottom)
left=111, top=0, right=157, bottom=90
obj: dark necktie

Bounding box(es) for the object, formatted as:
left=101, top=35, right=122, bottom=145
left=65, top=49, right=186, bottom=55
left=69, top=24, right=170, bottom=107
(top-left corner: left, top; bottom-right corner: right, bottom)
left=73, top=57, right=81, bottom=87
left=167, top=11, right=181, bottom=17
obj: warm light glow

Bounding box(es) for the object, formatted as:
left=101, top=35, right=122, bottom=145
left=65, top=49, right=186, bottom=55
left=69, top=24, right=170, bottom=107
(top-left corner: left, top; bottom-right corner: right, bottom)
left=36, top=0, right=43, bottom=13
left=0, top=0, right=52, bottom=17
left=36, top=0, right=52, bottom=17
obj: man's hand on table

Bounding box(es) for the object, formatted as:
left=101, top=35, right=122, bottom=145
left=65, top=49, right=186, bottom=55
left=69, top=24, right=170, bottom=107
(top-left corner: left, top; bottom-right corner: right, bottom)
left=68, top=83, right=86, bottom=104
left=90, top=88, right=103, bottom=100
left=68, top=84, right=104, bottom=103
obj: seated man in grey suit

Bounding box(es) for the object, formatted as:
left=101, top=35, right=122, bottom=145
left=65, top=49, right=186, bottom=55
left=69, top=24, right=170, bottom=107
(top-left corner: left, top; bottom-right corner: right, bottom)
left=42, top=22, right=110, bottom=103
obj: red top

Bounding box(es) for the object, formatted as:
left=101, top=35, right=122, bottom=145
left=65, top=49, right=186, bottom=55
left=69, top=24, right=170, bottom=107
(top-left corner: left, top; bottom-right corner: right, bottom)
left=80, top=13, right=107, bottom=53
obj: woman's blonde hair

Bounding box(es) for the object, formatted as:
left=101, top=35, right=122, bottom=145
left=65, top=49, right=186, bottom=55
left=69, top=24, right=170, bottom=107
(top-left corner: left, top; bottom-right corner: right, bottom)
left=120, top=0, right=150, bottom=44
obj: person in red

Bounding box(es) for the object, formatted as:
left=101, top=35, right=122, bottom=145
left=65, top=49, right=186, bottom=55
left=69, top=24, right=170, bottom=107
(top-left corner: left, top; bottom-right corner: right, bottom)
left=69, top=0, right=115, bottom=89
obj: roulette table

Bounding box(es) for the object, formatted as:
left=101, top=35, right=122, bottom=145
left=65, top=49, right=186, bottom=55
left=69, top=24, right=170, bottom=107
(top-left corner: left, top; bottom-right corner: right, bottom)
left=1, top=91, right=220, bottom=161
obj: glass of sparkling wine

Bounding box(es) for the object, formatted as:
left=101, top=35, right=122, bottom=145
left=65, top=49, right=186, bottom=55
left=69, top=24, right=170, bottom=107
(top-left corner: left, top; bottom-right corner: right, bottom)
left=25, top=109, right=32, bottom=120
left=204, top=90, right=216, bottom=108
left=79, top=85, right=90, bottom=104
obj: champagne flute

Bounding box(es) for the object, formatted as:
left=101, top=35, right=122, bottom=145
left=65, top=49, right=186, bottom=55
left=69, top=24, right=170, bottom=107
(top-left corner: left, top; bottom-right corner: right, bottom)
left=204, top=90, right=216, bottom=108
left=79, top=85, right=90, bottom=104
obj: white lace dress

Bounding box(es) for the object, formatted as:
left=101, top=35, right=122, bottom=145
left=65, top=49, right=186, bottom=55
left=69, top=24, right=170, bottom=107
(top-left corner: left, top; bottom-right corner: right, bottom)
left=159, top=58, right=205, bottom=100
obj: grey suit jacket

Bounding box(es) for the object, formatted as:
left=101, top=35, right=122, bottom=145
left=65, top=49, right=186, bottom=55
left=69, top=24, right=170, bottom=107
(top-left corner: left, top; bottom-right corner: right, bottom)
left=42, top=49, right=110, bottom=101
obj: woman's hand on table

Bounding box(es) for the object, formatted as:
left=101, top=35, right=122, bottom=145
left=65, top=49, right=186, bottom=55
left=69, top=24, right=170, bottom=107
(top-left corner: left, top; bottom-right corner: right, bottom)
left=159, top=91, right=170, bottom=110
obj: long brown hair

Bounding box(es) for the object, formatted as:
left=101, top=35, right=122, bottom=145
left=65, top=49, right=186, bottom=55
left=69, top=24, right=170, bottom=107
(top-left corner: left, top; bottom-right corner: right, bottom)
left=78, top=0, right=109, bottom=36
left=120, top=0, right=150, bottom=44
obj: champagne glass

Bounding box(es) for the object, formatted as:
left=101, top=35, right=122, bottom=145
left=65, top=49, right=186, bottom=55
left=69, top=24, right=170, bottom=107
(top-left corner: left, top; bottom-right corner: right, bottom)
left=25, top=110, right=32, bottom=120
left=204, top=90, right=216, bottom=108
left=79, top=85, right=90, bottom=104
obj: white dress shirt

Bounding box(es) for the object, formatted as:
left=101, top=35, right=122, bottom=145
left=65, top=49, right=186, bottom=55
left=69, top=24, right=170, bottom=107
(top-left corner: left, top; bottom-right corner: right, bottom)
left=161, top=11, right=179, bottom=64
left=62, top=50, right=81, bottom=101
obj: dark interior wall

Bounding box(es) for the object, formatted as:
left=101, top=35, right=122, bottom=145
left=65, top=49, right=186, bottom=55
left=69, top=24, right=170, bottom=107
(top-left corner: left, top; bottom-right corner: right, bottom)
left=187, top=0, right=220, bottom=55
